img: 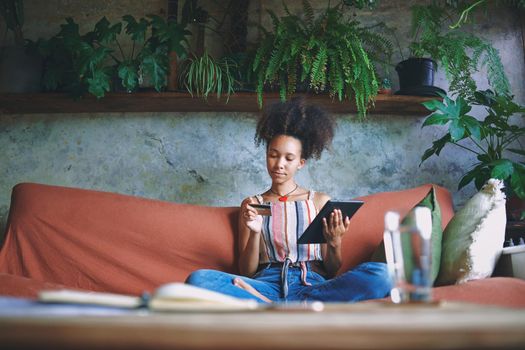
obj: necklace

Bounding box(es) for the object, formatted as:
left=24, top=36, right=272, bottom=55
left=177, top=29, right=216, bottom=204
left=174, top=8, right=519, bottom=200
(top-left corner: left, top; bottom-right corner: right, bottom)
left=270, top=184, right=299, bottom=202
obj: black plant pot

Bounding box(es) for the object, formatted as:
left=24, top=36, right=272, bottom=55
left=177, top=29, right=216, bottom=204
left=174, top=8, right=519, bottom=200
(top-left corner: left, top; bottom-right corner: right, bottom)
left=0, top=46, right=43, bottom=93
left=395, top=57, right=445, bottom=97
left=112, top=73, right=138, bottom=93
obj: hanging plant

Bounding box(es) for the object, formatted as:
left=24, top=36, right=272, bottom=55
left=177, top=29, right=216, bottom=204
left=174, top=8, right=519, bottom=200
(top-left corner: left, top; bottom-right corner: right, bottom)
left=251, top=0, right=391, bottom=119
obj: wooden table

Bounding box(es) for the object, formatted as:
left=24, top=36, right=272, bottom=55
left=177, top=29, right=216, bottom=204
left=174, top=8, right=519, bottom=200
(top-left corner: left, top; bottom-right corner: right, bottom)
left=1, top=301, right=524, bottom=350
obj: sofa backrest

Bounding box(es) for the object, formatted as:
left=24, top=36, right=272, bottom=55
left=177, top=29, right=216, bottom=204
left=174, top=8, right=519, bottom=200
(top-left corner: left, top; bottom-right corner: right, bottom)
left=0, top=182, right=454, bottom=295
left=0, top=183, right=240, bottom=295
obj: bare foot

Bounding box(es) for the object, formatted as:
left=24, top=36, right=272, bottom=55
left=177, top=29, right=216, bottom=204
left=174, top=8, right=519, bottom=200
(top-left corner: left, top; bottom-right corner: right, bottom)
left=233, top=277, right=272, bottom=303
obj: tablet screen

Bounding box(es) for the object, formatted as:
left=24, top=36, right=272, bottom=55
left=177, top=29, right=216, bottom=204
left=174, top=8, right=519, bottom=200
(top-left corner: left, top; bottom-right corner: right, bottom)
left=297, top=200, right=364, bottom=244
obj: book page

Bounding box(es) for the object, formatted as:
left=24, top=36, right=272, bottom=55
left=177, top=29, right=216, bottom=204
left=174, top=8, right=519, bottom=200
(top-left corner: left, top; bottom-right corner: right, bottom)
left=38, top=289, right=142, bottom=308
left=149, top=283, right=259, bottom=311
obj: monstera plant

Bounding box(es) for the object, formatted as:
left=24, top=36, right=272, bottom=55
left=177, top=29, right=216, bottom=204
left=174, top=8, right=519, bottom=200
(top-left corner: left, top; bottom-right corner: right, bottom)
left=36, top=15, right=190, bottom=97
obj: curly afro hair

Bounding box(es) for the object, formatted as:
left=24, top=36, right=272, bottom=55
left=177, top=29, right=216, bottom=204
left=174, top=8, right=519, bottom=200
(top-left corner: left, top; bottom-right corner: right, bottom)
left=255, top=97, right=335, bottom=160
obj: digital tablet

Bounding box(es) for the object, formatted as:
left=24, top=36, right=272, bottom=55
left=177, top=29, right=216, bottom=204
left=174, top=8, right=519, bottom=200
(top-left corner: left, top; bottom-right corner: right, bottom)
left=297, top=200, right=364, bottom=244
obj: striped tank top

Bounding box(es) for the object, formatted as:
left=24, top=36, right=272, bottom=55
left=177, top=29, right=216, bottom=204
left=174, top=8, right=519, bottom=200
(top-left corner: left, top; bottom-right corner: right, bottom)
left=255, top=191, right=323, bottom=264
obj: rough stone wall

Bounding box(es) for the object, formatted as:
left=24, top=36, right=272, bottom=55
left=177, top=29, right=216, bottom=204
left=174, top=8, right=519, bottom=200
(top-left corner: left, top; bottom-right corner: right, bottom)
left=0, top=111, right=474, bottom=211
left=0, top=1, right=524, bottom=242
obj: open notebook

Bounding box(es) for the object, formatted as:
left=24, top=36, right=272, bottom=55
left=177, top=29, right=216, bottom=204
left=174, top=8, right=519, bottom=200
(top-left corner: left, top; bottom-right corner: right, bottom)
left=38, top=282, right=259, bottom=312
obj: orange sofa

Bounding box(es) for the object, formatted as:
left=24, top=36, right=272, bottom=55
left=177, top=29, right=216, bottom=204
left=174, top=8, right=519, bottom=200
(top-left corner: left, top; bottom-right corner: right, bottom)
left=1, top=182, right=524, bottom=307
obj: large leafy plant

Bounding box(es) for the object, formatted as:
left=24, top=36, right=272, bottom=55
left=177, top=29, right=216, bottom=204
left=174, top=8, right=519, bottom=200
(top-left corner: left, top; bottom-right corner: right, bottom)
left=251, top=0, right=391, bottom=119
left=407, top=2, right=510, bottom=98
left=36, top=15, right=190, bottom=97
left=420, top=90, right=525, bottom=200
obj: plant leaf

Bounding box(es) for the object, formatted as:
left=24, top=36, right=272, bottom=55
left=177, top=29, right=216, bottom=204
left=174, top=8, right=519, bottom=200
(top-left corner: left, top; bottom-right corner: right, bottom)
left=422, top=99, right=442, bottom=111
left=461, top=115, right=481, bottom=140
left=458, top=164, right=484, bottom=190
left=449, top=119, right=465, bottom=141
left=508, top=148, right=525, bottom=156
left=94, top=17, right=121, bottom=45
left=86, top=68, right=111, bottom=98
left=510, top=164, right=525, bottom=199
left=118, top=61, right=139, bottom=91
left=141, top=48, right=168, bottom=92
left=422, top=112, right=450, bottom=127
left=420, top=133, right=451, bottom=165
left=123, top=15, right=148, bottom=43
left=490, top=159, right=514, bottom=180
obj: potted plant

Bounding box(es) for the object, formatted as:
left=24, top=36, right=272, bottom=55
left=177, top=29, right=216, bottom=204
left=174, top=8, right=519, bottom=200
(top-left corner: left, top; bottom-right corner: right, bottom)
left=36, top=15, right=190, bottom=98
left=420, top=89, right=525, bottom=219
left=250, top=0, right=391, bottom=119
left=396, top=2, right=510, bottom=98
left=378, top=77, right=392, bottom=95
left=179, top=50, right=236, bottom=102
left=0, top=0, right=42, bottom=92
left=120, top=15, right=191, bottom=93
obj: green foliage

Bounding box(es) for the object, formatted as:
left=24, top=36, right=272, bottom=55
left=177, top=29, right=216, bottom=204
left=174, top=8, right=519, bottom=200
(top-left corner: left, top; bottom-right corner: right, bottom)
left=450, top=0, right=525, bottom=29
left=34, top=15, right=190, bottom=98
left=179, top=51, right=236, bottom=102
left=342, top=0, right=379, bottom=9
left=0, top=0, right=24, bottom=45
left=408, top=3, right=510, bottom=98
left=421, top=90, right=525, bottom=199
left=380, top=77, right=391, bottom=89
left=251, top=0, right=391, bottom=119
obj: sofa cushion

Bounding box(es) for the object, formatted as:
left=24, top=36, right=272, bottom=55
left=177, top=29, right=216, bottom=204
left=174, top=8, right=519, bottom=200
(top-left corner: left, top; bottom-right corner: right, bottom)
left=432, top=277, right=525, bottom=308
left=436, top=179, right=507, bottom=286
left=338, top=184, right=454, bottom=275
left=0, top=183, right=240, bottom=296
left=369, top=187, right=443, bottom=285
left=0, top=273, right=69, bottom=299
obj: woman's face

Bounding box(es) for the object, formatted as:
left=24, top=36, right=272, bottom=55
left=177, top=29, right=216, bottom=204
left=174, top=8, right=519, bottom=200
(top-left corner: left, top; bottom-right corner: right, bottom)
left=266, top=135, right=305, bottom=184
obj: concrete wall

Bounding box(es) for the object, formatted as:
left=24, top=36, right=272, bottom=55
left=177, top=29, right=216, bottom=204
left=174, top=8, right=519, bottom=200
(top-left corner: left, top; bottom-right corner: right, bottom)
left=1, top=1, right=524, bottom=241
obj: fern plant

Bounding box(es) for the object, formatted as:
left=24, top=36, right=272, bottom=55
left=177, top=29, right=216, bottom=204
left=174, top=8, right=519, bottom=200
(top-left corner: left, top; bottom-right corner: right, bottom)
left=408, top=3, right=510, bottom=98
left=251, top=0, right=391, bottom=119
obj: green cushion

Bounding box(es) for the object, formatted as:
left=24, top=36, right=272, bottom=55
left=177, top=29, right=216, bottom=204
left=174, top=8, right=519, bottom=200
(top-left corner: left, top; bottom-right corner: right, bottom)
left=370, top=187, right=443, bottom=285
left=435, top=179, right=506, bottom=286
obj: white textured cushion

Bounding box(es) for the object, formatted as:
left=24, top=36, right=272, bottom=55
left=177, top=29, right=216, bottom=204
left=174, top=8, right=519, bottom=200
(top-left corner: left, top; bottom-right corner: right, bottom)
left=436, top=179, right=506, bottom=285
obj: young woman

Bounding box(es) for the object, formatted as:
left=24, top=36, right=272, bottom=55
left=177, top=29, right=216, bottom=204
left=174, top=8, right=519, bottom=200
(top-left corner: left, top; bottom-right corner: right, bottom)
left=186, top=98, right=391, bottom=303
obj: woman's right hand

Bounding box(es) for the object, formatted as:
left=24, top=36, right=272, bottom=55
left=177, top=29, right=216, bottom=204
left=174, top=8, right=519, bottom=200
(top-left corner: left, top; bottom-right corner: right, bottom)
left=241, top=197, right=263, bottom=234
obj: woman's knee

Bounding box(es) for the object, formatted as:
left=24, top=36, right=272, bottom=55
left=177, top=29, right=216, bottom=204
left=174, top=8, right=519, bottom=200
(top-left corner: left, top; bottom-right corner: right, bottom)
left=185, top=269, right=218, bottom=286
left=356, top=262, right=392, bottom=297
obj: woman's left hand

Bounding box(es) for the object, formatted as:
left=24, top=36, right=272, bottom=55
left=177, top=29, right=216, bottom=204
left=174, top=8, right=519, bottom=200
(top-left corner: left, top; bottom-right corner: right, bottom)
left=322, top=209, right=350, bottom=248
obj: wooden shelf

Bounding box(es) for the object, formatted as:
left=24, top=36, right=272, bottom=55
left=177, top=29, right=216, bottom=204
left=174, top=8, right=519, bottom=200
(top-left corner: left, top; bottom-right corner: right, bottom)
left=0, top=92, right=436, bottom=115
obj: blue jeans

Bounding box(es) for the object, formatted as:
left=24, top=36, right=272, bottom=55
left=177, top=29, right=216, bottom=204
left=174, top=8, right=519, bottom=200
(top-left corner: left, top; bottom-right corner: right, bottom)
left=185, top=262, right=391, bottom=303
